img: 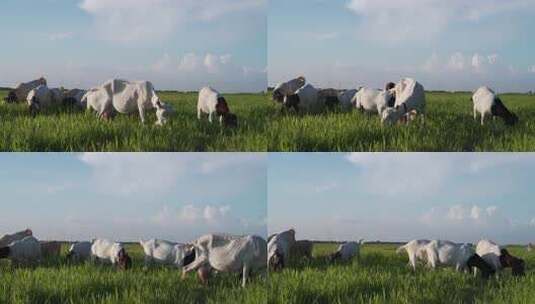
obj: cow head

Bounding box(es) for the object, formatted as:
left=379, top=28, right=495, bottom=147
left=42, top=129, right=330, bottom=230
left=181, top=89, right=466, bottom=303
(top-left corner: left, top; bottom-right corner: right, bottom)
left=269, top=249, right=285, bottom=271
left=385, top=82, right=396, bottom=91
left=381, top=107, right=403, bottom=125
left=492, top=98, right=518, bottom=126
left=329, top=251, right=342, bottom=263
left=216, top=97, right=230, bottom=116
left=197, top=264, right=212, bottom=285
left=4, top=91, right=17, bottom=103
left=284, top=94, right=300, bottom=112
left=272, top=89, right=284, bottom=103
left=0, top=247, right=10, bottom=259
left=117, top=248, right=132, bottom=271
left=155, top=101, right=174, bottom=126
left=466, top=254, right=495, bottom=279
left=182, top=246, right=196, bottom=267
left=28, top=96, right=40, bottom=117
left=221, top=113, right=238, bottom=128
left=499, top=249, right=525, bottom=276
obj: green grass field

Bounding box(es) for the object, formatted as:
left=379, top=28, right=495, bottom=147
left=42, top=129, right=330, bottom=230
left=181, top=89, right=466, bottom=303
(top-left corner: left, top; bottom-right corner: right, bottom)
left=268, top=243, right=535, bottom=304
left=0, top=243, right=266, bottom=304
left=1, top=90, right=534, bottom=151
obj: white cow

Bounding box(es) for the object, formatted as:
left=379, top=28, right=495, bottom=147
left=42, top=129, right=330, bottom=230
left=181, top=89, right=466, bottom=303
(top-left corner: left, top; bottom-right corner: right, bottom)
left=267, top=229, right=296, bottom=271
left=183, top=234, right=267, bottom=287
left=0, top=229, right=33, bottom=247
left=91, top=239, right=132, bottom=270
left=4, top=77, right=47, bottom=103
left=139, top=239, right=192, bottom=268
left=66, top=241, right=93, bottom=261
left=197, top=87, right=236, bottom=127
left=82, top=79, right=172, bottom=125
left=423, top=240, right=474, bottom=271
left=272, top=76, right=306, bottom=103
left=330, top=240, right=364, bottom=262
left=381, top=78, right=426, bottom=125
left=353, top=87, right=394, bottom=115
left=27, top=85, right=65, bottom=114
left=283, top=84, right=321, bottom=112
left=396, top=239, right=431, bottom=270
left=0, top=236, right=41, bottom=264
left=472, top=86, right=518, bottom=126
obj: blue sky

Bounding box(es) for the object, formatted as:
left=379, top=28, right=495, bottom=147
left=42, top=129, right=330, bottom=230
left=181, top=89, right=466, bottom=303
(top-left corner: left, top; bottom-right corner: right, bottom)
left=0, top=0, right=266, bottom=92
left=0, top=153, right=267, bottom=242
left=269, top=0, right=535, bottom=92
left=269, top=153, right=535, bottom=244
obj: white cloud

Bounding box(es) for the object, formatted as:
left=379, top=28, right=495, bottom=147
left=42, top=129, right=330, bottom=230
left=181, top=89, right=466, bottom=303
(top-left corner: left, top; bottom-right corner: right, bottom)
left=345, top=0, right=535, bottom=43
left=79, top=0, right=265, bottom=43
left=78, top=153, right=266, bottom=197
left=447, top=52, right=466, bottom=71
left=48, top=32, right=74, bottom=41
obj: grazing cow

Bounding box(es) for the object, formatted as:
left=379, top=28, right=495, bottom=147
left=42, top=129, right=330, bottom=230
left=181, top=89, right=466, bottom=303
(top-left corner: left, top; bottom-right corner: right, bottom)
left=396, top=239, right=431, bottom=271
left=291, top=240, right=313, bottom=260
left=0, top=236, right=41, bottom=264
left=330, top=240, right=364, bottom=263
left=423, top=240, right=474, bottom=271
left=91, top=239, right=132, bottom=270
left=499, top=249, right=525, bottom=276
left=62, top=88, right=87, bottom=108
left=82, top=79, right=172, bottom=125
left=40, top=241, right=62, bottom=257
left=472, top=86, right=518, bottom=126
left=268, top=229, right=296, bottom=271
left=475, top=239, right=525, bottom=276
left=466, top=254, right=496, bottom=279
left=66, top=241, right=92, bottom=261
left=0, top=229, right=33, bottom=247
left=272, top=76, right=306, bottom=103
left=284, top=84, right=321, bottom=113
left=352, top=87, right=395, bottom=115
left=139, top=239, right=194, bottom=268
left=197, top=86, right=237, bottom=127
left=338, top=89, right=359, bottom=110
left=3, top=77, right=47, bottom=103
left=182, top=234, right=267, bottom=287
left=381, top=78, right=426, bottom=125
left=27, top=85, right=65, bottom=115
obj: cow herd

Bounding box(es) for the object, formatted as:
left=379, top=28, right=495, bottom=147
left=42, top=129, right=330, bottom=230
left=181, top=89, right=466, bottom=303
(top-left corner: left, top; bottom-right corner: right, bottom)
left=268, top=229, right=528, bottom=280
left=272, top=76, right=519, bottom=126
left=2, top=77, right=238, bottom=127
left=0, top=229, right=266, bottom=287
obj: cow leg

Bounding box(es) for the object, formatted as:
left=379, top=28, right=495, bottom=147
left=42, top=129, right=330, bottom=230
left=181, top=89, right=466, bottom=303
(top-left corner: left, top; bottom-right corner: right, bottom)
left=197, top=108, right=202, bottom=120
left=408, top=254, right=417, bottom=271
left=242, top=263, right=249, bottom=288
left=473, top=107, right=477, bottom=120
left=481, top=113, right=485, bottom=126
left=208, top=112, right=213, bottom=123
left=138, top=105, right=146, bottom=124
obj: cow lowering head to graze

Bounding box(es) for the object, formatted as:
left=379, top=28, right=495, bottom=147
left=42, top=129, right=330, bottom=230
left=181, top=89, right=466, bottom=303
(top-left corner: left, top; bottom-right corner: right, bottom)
left=0, top=236, right=41, bottom=265
left=381, top=78, right=426, bottom=125
left=272, top=76, right=306, bottom=103
left=329, top=240, right=363, bottom=263
left=268, top=229, right=296, bottom=271
left=27, top=85, right=65, bottom=116
left=182, top=234, right=267, bottom=287
left=338, top=89, right=359, bottom=111
left=352, top=87, right=395, bottom=115
left=4, top=77, right=47, bottom=103
left=499, top=249, right=525, bottom=276
left=90, top=239, right=131, bottom=270
left=423, top=240, right=474, bottom=272
left=283, top=84, right=320, bottom=113
left=62, top=88, right=87, bottom=108
left=466, top=254, right=495, bottom=279
left=139, top=239, right=194, bottom=268
left=475, top=239, right=511, bottom=277
left=396, top=239, right=430, bottom=271
left=83, top=79, right=173, bottom=125
left=66, top=241, right=92, bottom=262
left=197, top=86, right=238, bottom=127
left=0, top=229, right=33, bottom=248
left=472, top=86, right=518, bottom=126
